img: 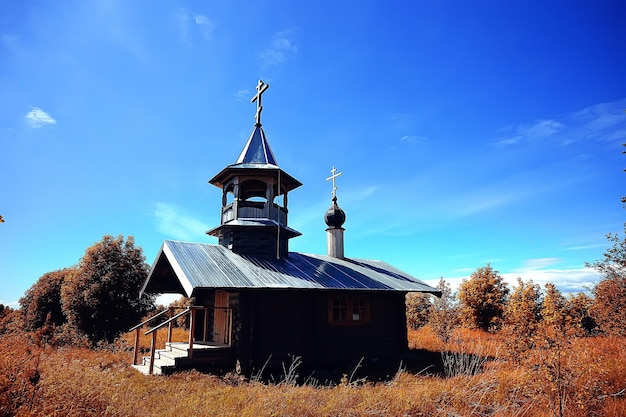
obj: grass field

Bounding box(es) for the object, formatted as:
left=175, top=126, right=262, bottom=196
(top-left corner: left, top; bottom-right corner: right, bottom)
left=1, top=326, right=625, bottom=417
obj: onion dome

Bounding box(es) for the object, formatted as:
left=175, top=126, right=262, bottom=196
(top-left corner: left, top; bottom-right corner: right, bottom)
left=324, top=196, right=346, bottom=228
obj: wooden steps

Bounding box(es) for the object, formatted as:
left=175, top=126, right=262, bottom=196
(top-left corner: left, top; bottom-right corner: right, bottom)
left=132, top=342, right=233, bottom=375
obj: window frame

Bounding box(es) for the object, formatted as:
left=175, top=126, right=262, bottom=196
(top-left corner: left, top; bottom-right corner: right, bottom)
left=327, top=295, right=371, bottom=326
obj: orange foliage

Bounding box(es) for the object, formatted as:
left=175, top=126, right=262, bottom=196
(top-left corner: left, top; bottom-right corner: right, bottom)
left=1, top=326, right=624, bottom=417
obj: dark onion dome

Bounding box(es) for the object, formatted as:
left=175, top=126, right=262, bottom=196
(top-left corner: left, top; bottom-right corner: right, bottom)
left=324, top=197, right=346, bottom=228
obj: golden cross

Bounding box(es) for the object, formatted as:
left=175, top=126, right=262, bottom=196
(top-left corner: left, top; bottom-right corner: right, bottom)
left=326, top=166, right=343, bottom=198
left=250, top=80, right=269, bottom=125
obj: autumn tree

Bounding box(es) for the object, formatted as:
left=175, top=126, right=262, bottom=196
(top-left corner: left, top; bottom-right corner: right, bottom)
left=586, top=227, right=626, bottom=336
left=0, top=304, right=23, bottom=336
left=19, top=268, right=73, bottom=331
left=427, top=278, right=458, bottom=342
left=565, top=292, right=595, bottom=336
left=61, top=235, right=155, bottom=344
left=406, top=292, right=432, bottom=330
left=541, top=282, right=568, bottom=330
left=458, top=264, right=509, bottom=332
left=502, top=278, right=541, bottom=358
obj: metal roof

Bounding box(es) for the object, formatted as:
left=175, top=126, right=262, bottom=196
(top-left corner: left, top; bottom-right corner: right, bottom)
left=141, top=240, right=441, bottom=297
left=236, top=124, right=277, bottom=165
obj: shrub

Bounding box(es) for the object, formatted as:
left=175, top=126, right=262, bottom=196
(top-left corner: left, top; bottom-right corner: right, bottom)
left=458, top=264, right=509, bottom=331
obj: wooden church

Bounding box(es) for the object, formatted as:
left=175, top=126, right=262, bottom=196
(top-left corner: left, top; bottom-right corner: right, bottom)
left=133, top=81, right=440, bottom=378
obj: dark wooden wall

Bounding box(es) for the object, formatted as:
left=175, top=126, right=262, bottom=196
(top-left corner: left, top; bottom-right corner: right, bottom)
left=238, top=290, right=409, bottom=372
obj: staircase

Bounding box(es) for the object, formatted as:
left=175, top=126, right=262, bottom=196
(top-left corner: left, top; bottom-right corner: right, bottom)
left=132, top=342, right=233, bottom=375
left=129, top=305, right=234, bottom=375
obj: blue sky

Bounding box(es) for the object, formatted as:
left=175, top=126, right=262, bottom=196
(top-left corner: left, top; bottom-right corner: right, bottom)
left=2, top=1, right=625, bottom=306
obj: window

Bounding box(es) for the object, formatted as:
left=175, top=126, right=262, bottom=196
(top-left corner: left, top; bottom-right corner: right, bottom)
left=328, top=295, right=370, bottom=325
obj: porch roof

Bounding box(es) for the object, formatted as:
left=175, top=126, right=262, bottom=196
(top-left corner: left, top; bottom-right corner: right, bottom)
left=141, top=240, right=440, bottom=298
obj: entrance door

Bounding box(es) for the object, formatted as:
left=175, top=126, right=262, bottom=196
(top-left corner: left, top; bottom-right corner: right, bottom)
left=213, top=291, right=230, bottom=345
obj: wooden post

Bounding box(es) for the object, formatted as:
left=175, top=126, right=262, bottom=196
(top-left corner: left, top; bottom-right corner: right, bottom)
left=188, top=308, right=196, bottom=359
left=203, top=307, right=209, bottom=342
left=149, top=331, right=157, bottom=375
left=227, top=308, right=233, bottom=346
left=133, top=328, right=140, bottom=365
left=167, top=307, right=173, bottom=344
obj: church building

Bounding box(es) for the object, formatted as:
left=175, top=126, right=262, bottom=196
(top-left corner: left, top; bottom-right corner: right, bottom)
left=134, top=80, right=440, bottom=378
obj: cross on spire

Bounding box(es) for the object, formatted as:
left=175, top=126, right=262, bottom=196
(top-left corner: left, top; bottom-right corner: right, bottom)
left=250, top=80, right=269, bottom=126
left=326, top=166, right=343, bottom=199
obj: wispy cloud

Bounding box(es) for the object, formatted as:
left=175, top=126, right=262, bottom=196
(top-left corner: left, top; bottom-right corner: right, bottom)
left=154, top=202, right=211, bottom=241
left=400, top=135, right=427, bottom=144
left=25, top=107, right=56, bottom=128
left=177, top=9, right=213, bottom=42
left=492, top=98, right=626, bottom=146
left=234, top=89, right=251, bottom=101
left=259, top=29, right=298, bottom=67
left=494, top=119, right=563, bottom=145
left=194, top=15, right=210, bottom=25
left=518, top=257, right=561, bottom=270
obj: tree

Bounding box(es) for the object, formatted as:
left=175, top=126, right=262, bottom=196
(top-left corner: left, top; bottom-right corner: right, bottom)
left=458, top=264, right=509, bottom=332
left=502, top=278, right=541, bottom=358
left=405, top=292, right=432, bottom=330
left=19, top=268, right=73, bottom=331
left=586, top=226, right=626, bottom=336
left=61, top=235, right=155, bottom=344
left=428, top=278, right=458, bottom=342
left=565, top=292, right=595, bottom=336
left=541, top=282, right=568, bottom=330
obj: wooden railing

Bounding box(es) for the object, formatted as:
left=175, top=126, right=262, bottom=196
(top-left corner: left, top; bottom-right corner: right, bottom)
left=221, top=202, right=287, bottom=224
left=130, top=306, right=232, bottom=375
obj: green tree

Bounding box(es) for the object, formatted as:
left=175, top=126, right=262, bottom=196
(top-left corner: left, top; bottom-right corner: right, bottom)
left=458, top=264, right=509, bottom=332
left=19, top=268, right=73, bottom=331
left=427, top=278, right=458, bottom=342
left=586, top=226, right=626, bottom=336
left=405, top=292, right=432, bottom=330
left=61, top=235, right=155, bottom=344
left=502, top=278, right=541, bottom=358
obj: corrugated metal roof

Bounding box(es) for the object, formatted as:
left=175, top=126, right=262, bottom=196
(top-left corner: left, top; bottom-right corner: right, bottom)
left=142, top=240, right=440, bottom=297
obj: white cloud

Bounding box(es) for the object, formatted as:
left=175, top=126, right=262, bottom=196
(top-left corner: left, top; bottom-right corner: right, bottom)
left=0, top=300, right=19, bottom=308
left=518, top=257, right=561, bottom=270
left=154, top=202, right=211, bottom=241
left=494, top=119, right=563, bottom=145
left=424, top=266, right=601, bottom=296
left=400, top=135, right=427, bottom=144
left=259, top=29, right=298, bottom=67
left=492, top=98, right=626, bottom=147
left=178, top=9, right=213, bottom=42
left=234, top=89, right=251, bottom=100
left=25, top=107, right=56, bottom=128
left=502, top=268, right=601, bottom=294
left=194, top=15, right=210, bottom=25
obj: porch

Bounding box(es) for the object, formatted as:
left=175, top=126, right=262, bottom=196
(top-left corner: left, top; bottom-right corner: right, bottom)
left=130, top=305, right=234, bottom=375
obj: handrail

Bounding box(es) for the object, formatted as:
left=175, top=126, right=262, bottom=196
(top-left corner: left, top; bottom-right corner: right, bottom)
left=145, top=307, right=191, bottom=335
left=131, top=305, right=231, bottom=374
left=128, top=308, right=171, bottom=332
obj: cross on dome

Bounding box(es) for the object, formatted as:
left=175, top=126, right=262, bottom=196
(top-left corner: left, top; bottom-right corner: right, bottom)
left=326, top=166, right=343, bottom=198
left=250, top=80, right=269, bottom=126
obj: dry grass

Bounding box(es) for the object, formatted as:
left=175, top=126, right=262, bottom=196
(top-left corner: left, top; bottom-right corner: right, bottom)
left=1, top=327, right=624, bottom=417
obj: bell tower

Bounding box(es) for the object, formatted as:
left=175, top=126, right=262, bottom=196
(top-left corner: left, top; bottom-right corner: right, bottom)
left=206, top=80, right=302, bottom=259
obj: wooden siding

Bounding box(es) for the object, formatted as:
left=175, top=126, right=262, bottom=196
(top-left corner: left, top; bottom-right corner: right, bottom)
left=217, top=229, right=289, bottom=259
left=238, top=290, right=408, bottom=372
